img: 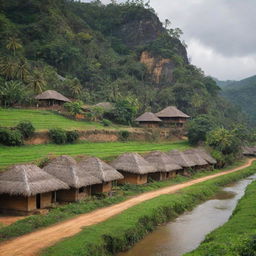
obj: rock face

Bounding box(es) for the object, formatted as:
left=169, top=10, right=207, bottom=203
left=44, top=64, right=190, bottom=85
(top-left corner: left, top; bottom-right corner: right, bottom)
left=116, top=11, right=165, bottom=47
left=140, top=51, right=175, bottom=84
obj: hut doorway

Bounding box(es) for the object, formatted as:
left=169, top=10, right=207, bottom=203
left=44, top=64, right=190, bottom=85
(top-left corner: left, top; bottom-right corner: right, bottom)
left=51, top=192, right=56, bottom=203
left=36, top=194, right=41, bottom=209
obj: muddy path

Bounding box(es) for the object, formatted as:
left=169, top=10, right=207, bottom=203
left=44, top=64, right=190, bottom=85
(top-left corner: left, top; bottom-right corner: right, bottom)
left=0, top=158, right=255, bottom=256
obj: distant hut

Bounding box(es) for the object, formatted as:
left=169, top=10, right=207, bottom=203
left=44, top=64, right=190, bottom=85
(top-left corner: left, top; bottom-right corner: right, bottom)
left=78, top=157, right=123, bottom=194
left=94, top=102, right=114, bottom=112
left=35, top=90, right=71, bottom=106
left=155, top=106, right=190, bottom=127
left=43, top=156, right=101, bottom=202
left=184, top=149, right=209, bottom=170
left=135, top=112, right=162, bottom=128
left=144, top=151, right=182, bottom=181
left=111, top=153, right=156, bottom=185
left=0, top=164, right=68, bottom=214
left=242, top=146, right=256, bottom=157
left=195, top=148, right=217, bottom=169
left=168, top=150, right=196, bottom=175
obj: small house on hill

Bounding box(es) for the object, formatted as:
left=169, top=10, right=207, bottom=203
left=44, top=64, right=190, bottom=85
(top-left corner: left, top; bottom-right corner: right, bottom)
left=43, top=156, right=101, bottom=202
left=242, top=146, right=256, bottom=156
left=184, top=149, right=209, bottom=170
left=78, top=157, right=123, bottom=194
left=144, top=151, right=182, bottom=181
left=0, top=164, right=68, bottom=214
left=111, top=153, right=156, bottom=185
left=35, top=90, right=71, bottom=106
left=135, top=112, right=162, bottom=128
left=168, top=150, right=196, bottom=175
left=156, top=106, right=190, bottom=127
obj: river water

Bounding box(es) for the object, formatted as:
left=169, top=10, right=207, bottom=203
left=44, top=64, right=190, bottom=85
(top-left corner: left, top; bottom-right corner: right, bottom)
left=119, top=175, right=256, bottom=256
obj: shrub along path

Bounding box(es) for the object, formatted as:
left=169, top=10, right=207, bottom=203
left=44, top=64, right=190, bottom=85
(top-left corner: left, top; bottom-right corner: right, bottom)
left=0, top=158, right=255, bottom=256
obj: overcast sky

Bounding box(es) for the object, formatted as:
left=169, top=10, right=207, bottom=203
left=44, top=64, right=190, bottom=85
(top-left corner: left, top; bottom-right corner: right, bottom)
left=82, top=0, right=256, bottom=80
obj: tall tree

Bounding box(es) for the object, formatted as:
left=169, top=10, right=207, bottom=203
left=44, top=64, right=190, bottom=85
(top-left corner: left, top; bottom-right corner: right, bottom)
left=6, top=37, right=22, bottom=56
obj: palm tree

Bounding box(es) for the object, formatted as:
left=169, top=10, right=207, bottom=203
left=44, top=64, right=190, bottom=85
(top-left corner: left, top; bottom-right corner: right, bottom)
left=28, top=69, right=46, bottom=94
left=0, top=57, right=17, bottom=80
left=70, top=78, right=82, bottom=98
left=16, top=58, right=30, bottom=81
left=6, top=37, right=22, bottom=56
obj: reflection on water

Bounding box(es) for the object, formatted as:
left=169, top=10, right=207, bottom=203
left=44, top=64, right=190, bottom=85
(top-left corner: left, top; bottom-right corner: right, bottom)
left=119, top=175, right=256, bottom=256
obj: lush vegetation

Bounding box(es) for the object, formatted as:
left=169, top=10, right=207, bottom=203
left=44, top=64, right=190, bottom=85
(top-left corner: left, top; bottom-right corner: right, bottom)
left=0, top=0, right=247, bottom=127
left=186, top=178, right=256, bottom=256
left=0, top=140, right=189, bottom=170
left=0, top=160, right=248, bottom=243
left=220, top=75, right=256, bottom=125
left=41, top=162, right=256, bottom=256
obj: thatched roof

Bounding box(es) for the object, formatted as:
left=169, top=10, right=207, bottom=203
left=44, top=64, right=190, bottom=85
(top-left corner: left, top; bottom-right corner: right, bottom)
left=43, top=155, right=101, bottom=189
left=195, top=148, right=217, bottom=165
left=144, top=151, right=182, bottom=172
left=135, top=112, right=162, bottom=122
left=242, top=146, right=256, bottom=156
left=78, top=157, right=123, bottom=182
left=0, top=164, right=69, bottom=196
left=156, top=106, right=190, bottom=118
left=167, top=150, right=196, bottom=168
left=94, top=102, right=114, bottom=111
left=35, top=90, right=71, bottom=102
left=111, top=153, right=156, bottom=174
left=184, top=149, right=208, bottom=166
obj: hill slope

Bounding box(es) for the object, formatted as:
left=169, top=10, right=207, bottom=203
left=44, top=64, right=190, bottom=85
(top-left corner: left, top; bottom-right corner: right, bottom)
left=0, top=0, right=246, bottom=127
left=221, top=75, right=256, bottom=124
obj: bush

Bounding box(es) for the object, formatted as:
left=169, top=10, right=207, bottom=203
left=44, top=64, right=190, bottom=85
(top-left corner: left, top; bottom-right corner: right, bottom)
left=119, top=130, right=130, bottom=141
left=66, top=130, right=79, bottom=143
left=49, top=129, right=67, bottom=144
left=0, top=128, right=23, bottom=146
left=16, top=121, right=35, bottom=139
left=101, top=119, right=112, bottom=127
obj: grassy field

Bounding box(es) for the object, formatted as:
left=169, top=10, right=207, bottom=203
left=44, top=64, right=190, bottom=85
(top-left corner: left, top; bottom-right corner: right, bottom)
left=0, top=140, right=189, bottom=170
left=185, top=177, right=256, bottom=255
left=41, top=162, right=256, bottom=256
left=0, top=160, right=247, bottom=243
left=0, top=108, right=125, bottom=131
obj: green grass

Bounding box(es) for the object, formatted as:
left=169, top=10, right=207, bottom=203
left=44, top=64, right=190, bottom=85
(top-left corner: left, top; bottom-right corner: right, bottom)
left=0, top=161, right=246, bottom=243
left=0, top=140, right=189, bottom=170
left=185, top=177, right=256, bottom=255
left=41, top=162, right=256, bottom=256
left=0, top=108, right=124, bottom=131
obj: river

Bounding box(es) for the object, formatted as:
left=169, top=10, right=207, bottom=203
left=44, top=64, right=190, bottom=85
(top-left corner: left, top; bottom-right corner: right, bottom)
left=119, top=175, right=256, bottom=256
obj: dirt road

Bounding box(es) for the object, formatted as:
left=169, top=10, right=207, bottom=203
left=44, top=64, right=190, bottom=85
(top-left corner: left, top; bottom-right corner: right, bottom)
left=0, top=158, right=255, bottom=256
left=0, top=216, right=25, bottom=227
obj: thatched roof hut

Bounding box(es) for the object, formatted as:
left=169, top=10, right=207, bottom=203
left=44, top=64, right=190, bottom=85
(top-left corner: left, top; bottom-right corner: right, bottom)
left=78, top=157, right=123, bottom=182
left=43, top=155, right=101, bottom=188
left=35, top=90, right=71, bottom=103
left=135, top=112, right=162, bottom=122
left=0, top=164, right=69, bottom=196
left=156, top=106, right=190, bottom=118
left=242, top=146, right=256, bottom=156
left=184, top=149, right=208, bottom=166
left=144, top=151, right=182, bottom=172
left=111, top=153, right=156, bottom=174
left=195, top=148, right=217, bottom=165
left=168, top=150, right=196, bottom=168
left=94, top=102, right=114, bottom=112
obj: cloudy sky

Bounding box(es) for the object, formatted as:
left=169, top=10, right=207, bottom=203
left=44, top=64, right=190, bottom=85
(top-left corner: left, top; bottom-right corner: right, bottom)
left=82, top=0, right=256, bottom=80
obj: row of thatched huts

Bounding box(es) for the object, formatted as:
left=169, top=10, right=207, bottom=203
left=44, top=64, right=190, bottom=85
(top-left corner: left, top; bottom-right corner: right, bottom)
left=0, top=149, right=216, bottom=215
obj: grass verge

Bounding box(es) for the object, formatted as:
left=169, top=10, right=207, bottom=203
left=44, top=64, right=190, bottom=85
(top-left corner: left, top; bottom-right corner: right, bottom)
left=0, top=160, right=245, bottom=243
left=41, top=162, right=256, bottom=256
left=0, top=140, right=189, bottom=170
left=185, top=177, right=256, bottom=255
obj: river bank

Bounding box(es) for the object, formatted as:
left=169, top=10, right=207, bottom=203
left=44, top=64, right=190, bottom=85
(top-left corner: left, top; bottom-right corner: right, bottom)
left=185, top=177, right=256, bottom=255
left=41, top=161, right=256, bottom=256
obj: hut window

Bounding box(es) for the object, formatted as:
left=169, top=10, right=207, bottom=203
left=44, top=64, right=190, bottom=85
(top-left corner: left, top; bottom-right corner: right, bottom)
left=79, top=187, right=86, bottom=193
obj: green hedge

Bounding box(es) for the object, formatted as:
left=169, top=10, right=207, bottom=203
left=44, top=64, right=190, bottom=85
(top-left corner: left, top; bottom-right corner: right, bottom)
left=41, top=163, right=256, bottom=256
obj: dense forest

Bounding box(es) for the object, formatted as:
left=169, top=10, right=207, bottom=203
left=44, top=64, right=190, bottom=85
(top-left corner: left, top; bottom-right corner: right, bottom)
left=219, top=75, right=256, bottom=125
left=0, top=0, right=249, bottom=127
